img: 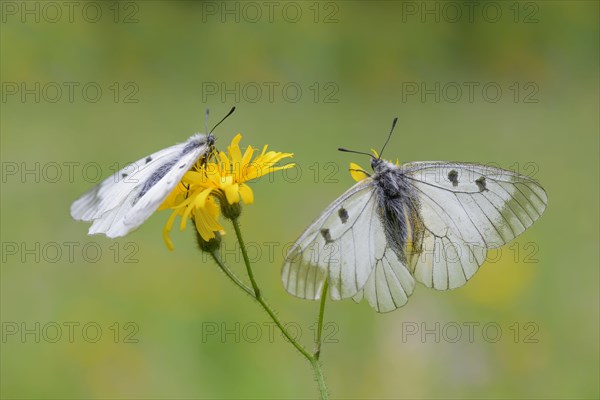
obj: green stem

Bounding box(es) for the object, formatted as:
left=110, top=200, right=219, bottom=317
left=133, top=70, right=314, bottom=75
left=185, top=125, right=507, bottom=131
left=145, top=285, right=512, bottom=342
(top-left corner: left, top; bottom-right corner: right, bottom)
left=209, top=252, right=254, bottom=297
left=227, top=216, right=329, bottom=400
left=314, top=279, right=329, bottom=360
left=210, top=250, right=309, bottom=357
left=230, top=217, right=261, bottom=297
left=311, top=358, right=328, bottom=399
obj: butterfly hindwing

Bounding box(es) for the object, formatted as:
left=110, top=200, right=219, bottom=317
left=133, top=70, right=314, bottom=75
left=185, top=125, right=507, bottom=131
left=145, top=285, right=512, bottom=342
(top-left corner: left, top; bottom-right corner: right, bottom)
left=352, top=246, right=415, bottom=312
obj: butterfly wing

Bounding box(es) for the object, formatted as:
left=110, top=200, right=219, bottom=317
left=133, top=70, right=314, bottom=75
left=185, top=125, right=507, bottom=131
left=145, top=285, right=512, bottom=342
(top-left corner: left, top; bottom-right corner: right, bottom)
left=350, top=246, right=415, bottom=313
left=282, top=179, right=415, bottom=308
left=70, top=134, right=211, bottom=238
left=402, top=162, right=547, bottom=290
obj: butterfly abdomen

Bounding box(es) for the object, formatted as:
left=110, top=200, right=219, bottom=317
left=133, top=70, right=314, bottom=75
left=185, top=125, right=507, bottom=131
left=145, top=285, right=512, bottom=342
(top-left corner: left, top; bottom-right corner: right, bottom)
left=373, top=165, right=424, bottom=267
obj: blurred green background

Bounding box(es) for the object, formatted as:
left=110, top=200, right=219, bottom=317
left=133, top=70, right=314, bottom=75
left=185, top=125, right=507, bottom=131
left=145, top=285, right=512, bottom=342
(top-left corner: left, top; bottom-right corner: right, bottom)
left=1, top=1, right=598, bottom=399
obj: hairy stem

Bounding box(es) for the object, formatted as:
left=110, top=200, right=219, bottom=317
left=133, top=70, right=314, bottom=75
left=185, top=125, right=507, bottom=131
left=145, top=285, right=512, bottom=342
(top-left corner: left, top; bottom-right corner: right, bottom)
left=231, top=217, right=261, bottom=297
left=209, top=252, right=254, bottom=297
left=314, top=279, right=329, bottom=360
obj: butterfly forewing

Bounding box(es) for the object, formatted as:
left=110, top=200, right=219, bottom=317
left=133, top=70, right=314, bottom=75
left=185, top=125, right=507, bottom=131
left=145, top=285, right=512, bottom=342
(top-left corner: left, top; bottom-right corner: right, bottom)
left=70, top=134, right=212, bottom=238
left=71, top=145, right=180, bottom=222
left=282, top=179, right=386, bottom=300
left=403, top=162, right=547, bottom=290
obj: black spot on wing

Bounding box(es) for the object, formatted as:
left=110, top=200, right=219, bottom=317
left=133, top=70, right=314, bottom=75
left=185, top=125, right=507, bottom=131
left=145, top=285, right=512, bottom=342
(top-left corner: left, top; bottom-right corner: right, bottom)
left=448, top=169, right=458, bottom=186
left=475, top=176, right=488, bottom=191
left=320, top=228, right=333, bottom=244
left=145, top=156, right=152, bottom=164
left=338, top=207, right=349, bottom=223
left=122, top=173, right=128, bottom=178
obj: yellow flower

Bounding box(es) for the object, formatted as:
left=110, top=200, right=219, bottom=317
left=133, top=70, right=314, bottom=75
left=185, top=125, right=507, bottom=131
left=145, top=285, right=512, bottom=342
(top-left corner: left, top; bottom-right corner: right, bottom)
left=160, top=133, right=294, bottom=250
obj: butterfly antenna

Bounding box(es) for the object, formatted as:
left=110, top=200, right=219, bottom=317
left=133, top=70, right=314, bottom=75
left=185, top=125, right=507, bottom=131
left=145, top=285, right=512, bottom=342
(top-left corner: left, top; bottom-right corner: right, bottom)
left=210, top=106, right=236, bottom=134
left=338, top=148, right=375, bottom=159
left=204, top=108, right=210, bottom=134
left=378, top=117, right=398, bottom=159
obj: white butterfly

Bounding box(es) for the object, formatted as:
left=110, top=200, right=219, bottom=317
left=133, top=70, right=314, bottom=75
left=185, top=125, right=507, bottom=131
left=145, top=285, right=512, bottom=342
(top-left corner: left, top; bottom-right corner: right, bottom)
left=282, top=118, right=548, bottom=312
left=71, top=107, right=234, bottom=238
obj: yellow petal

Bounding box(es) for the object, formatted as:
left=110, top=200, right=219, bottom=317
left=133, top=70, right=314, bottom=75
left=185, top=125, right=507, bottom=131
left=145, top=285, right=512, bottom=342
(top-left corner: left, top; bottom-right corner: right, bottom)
left=239, top=184, right=254, bottom=204
left=259, top=144, right=268, bottom=157
left=159, top=183, right=185, bottom=210
left=162, top=210, right=179, bottom=251
left=242, top=161, right=262, bottom=181
left=194, top=197, right=224, bottom=241
left=204, top=163, right=222, bottom=185
left=228, top=133, right=243, bottom=166
left=203, top=197, right=224, bottom=231
left=245, top=152, right=294, bottom=180
left=218, top=151, right=230, bottom=174
left=194, top=213, right=216, bottom=241
left=224, top=183, right=240, bottom=204
left=350, top=162, right=369, bottom=182
left=268, top=163, right=295, bottom=173
left=181, top=188, right=213, bottom=230
left=220, top=174, right=234, bottom=187
left=256, top=151, right=293, bottom=166
left=239, top=145, right=254, bottom=180
left=172, top=193, right=196, bottom=210
left=183, top=170, right=208, bottom=185
left=196, top=187, right=215, bottom=208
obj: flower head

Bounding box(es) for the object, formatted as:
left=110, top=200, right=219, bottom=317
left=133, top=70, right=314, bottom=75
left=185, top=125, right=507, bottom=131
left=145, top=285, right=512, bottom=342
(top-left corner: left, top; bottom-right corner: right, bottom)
left=160, top=134, right=294, bottom=250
